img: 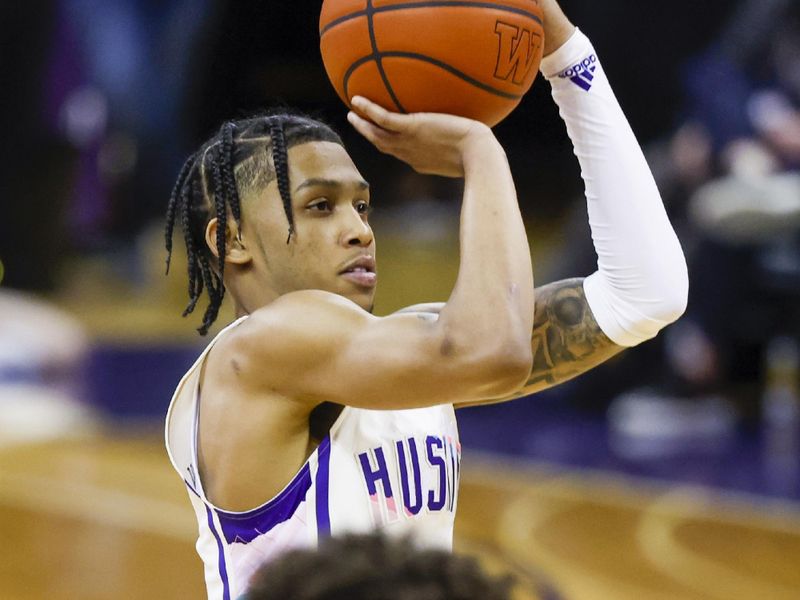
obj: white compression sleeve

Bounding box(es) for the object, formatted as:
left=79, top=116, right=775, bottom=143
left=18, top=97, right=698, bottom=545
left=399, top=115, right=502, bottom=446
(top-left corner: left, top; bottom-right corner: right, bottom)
left=540, top=29, right=688, bottom=347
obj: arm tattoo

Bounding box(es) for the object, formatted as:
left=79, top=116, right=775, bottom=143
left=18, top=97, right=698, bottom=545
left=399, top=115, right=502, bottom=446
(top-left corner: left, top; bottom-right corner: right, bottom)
left=521, top=278, right=622, bottom=393
left=396, top=285, right=623, bottom=407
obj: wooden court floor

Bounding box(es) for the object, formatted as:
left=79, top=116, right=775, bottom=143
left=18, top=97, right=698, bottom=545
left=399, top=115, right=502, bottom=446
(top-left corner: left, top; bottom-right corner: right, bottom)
left=1, top=432, right=799, bottom=600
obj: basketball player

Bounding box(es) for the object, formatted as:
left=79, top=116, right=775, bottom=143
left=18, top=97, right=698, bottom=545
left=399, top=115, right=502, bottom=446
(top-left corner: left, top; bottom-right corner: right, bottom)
left=165, top=1, right=688, bottom=598
left=245, top=533, right=513, bottom=600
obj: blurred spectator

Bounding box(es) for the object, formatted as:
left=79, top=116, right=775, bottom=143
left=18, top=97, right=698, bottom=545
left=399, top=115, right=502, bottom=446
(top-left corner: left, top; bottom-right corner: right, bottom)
left=661, top=0, right=800, bottom=399
left=611, top=0, right=800, bottom=462
left=61, top=0, right=213, bottom=241
left=0, top=290, right=95, bottom=444
left=244, top=533, right=515, bottom=600
left=535, top=0, right=800, bottom=465
left=0, top=0, right=212, bottom=289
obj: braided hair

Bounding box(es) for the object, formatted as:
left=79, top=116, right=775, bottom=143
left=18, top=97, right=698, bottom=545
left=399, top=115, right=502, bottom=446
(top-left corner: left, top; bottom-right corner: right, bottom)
left=164, top=112, right=343, bottom=335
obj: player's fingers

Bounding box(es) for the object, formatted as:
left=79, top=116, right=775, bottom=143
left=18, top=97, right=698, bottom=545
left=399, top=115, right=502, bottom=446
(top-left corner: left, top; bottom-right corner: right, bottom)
left=351, top=96, right=409, bottom=132
left=347, top=111, right=398, bottom=153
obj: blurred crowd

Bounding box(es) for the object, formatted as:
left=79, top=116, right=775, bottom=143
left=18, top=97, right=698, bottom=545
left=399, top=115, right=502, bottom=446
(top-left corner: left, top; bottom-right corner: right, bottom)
left=544, top=0, right=800, bottom=474
left=660, top=0, right=800, bottom=421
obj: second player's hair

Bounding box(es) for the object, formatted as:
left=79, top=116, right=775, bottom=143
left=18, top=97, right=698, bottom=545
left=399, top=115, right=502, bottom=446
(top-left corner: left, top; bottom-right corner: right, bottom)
left=245, top=533, right=515, bottom=600
left=164, top=112, right=343, bottom=335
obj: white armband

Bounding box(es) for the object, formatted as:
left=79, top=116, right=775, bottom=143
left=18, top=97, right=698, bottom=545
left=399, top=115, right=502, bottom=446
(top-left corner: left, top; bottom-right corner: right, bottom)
left=541, top=30, right=689, bottom=347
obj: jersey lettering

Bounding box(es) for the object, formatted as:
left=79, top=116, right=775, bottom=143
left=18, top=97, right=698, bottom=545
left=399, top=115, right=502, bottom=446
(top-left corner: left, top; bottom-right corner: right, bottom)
left=358, top=446, right=399, bottom=524
left=396, top=438, right=423, bottom=515
left=426, top=436, right=447, bottom=511
left=358, top=434, right=460, bottom=526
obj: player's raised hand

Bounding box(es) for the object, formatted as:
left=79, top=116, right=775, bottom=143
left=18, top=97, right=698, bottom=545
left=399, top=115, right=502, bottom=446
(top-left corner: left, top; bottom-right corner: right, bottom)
left=347, top=96, right=494, bottom=178
left=537, top=0, right=576, bottom=56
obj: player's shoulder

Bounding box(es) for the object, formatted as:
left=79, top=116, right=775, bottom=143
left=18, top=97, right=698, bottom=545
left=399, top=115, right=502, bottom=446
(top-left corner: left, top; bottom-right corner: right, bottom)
left=218, top=290, right=372, bottom=366
left=266, top=289, right=362, bottom=312
left=253, top=289, right=369, bottom=328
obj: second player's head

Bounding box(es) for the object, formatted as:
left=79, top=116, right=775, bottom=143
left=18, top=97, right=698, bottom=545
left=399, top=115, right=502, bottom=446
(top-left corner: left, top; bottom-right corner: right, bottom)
left=165, top=112, right=377, bottom=335
left=245, top=533, right=514, bottom=600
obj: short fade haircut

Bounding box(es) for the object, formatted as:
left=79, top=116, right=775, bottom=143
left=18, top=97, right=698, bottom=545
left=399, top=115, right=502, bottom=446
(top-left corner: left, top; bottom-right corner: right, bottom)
left=244, top=533, right=515, bottom=600
left=164, top=111, right=343, bottom=335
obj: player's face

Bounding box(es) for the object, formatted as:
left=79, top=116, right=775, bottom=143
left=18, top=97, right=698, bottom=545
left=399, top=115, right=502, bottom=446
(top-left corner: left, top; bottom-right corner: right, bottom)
left=244, top=141, right=377, bottom=311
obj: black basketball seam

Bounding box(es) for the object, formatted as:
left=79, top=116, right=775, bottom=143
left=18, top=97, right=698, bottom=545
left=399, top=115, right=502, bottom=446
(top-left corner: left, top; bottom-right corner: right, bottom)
left=343, top=55, right=377, bottom=102
left=379, top=51, right=525, bottom=99
left=366, top=0, right=407, bottom=113
left=342, top=51, right=525, bottom=106
left=320, top=1, right=543, bottom=37
left=321, top=9, right=368, bottom=36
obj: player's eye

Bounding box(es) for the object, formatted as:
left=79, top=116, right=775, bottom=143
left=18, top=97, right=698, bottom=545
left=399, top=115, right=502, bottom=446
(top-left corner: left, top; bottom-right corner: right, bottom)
left=355, top=201, right=372, bottom=215
left=308, top=199, right=332, bottom=212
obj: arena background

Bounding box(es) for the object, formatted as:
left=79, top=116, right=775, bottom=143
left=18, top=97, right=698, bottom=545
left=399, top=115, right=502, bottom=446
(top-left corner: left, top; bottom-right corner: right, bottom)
left=2, top=1, right=799, bottom=598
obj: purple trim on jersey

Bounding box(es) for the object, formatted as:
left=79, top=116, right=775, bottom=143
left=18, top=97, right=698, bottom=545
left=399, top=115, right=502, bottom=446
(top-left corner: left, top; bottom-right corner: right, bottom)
left=215, top=463, right=313, bottom=545
left=315, top=436, right=332, bottom=538
left=205, top=505, right=231, bottom=600
left=185, top=479, right=200, bottom=498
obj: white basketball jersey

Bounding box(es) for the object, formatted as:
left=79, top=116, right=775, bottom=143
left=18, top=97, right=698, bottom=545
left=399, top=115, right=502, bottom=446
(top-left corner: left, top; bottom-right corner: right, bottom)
left=165, top=317, right=461, bottom=600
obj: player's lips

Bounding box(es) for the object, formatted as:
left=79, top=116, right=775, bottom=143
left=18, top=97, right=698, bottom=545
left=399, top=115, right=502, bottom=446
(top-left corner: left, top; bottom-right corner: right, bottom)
left=339, top=255, right=377, bottom=288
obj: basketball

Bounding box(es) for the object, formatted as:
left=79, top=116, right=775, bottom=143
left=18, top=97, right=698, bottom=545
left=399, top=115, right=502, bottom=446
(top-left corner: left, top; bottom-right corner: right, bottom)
left=319, top=0, right=544, bottom=127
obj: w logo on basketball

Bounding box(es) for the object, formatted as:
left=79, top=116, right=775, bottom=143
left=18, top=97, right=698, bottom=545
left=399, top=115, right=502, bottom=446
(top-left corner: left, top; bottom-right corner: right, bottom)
left=558, top=55, right=599, bottom=92
left=493, top=21, right=542, bottom=86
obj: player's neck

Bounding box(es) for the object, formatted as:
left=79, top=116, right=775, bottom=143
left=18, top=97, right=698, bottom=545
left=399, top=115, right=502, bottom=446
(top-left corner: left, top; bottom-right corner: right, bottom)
left=228, top=273, right=279, bottom=318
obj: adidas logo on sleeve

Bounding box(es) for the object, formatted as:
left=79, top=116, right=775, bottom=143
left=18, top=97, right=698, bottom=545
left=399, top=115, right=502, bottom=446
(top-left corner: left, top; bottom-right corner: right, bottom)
left=557, top=54, right=598, bottom=91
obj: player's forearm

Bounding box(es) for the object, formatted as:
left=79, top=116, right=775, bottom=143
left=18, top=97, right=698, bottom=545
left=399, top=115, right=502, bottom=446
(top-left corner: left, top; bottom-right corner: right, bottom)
left=542, top=30, right=688, bottom=346
left=440, top=131, right=534, bottom=361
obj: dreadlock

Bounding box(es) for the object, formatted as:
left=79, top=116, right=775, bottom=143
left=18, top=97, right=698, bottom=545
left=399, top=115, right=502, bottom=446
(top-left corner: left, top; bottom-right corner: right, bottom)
left=164, top=111, right=343, bottom=335
left=269, top=122, right=295, bottom=244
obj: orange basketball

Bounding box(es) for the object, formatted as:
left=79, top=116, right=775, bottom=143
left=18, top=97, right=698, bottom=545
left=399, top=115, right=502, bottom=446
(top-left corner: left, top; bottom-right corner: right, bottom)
left=320, top=0, right=544, bottom=127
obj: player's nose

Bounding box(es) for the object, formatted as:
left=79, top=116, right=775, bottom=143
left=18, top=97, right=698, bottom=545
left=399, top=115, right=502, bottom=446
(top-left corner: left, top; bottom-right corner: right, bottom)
left=340, top=209, right=373, bottom=248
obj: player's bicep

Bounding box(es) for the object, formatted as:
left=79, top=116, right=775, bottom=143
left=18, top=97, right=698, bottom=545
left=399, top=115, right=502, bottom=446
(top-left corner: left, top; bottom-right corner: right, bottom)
left=328, top=312, right=467, bottom=404
left=459, top=278, right=624, bottom=407
left=232, top=291, right=519, bottom=410
left=326, top=309, right=532, bottom=408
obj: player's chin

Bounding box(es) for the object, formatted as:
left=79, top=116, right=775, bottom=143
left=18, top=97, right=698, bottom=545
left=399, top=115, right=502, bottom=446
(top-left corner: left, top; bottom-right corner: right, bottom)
left=339, top=280, right=377, bottom=311
left=351, top=288, right=377, bottom=312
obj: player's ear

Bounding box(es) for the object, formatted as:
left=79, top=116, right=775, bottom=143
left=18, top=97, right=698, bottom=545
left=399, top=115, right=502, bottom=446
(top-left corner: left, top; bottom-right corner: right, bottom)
left=205, top=218, right=252, bottom=265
